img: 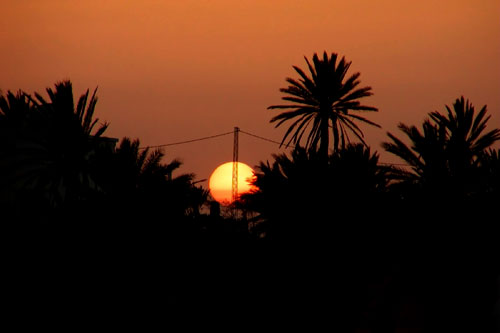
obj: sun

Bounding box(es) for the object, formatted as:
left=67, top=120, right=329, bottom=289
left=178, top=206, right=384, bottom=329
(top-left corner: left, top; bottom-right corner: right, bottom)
left=209, top=162, right=256, bottom=204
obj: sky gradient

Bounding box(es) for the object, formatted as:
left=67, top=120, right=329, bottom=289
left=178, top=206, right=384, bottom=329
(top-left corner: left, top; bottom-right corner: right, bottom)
left=2, top=0, right=499, bottom=182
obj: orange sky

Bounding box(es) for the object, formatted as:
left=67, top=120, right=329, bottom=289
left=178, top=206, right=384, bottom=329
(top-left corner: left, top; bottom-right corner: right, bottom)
left=2, top=0, right=499, bottom=182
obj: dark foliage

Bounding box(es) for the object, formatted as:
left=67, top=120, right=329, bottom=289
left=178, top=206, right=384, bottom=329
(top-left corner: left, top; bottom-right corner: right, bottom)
left=1, top=80, right=498, bottom=331
left=0, top=81, right=109, bottom=219
left=242, top=144, right=393, bottom=241
left=383, top=96, right=500, bottom=201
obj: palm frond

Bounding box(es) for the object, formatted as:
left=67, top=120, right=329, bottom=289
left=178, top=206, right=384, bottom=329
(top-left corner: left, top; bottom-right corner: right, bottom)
left=283, top=77, right=312, bottom=96
left=165, top=158, right=183, bottom=176
left=346, top=113, right=381, bottom=128
left=280, top=113, right=314, bottom=147
left=82, top=87, right=99, bottom=134
left=304, top=56, right=318, bottom=85
left=292, top=65, right=316, bottom=93
left=92, top=122, right=109, bottom=138
left=270, top=107, right=313, bottom=125
left=471, top=128, right=500, bottom=152
left=382, top=129, right=424, bottom=171
left=268, top=104, right=316, bottom=110
left=76, top=89, right=89, bottom=124
left=282, top=96, right=318, bottom=106
left=305, top=116, right=322, bottom=150
left=339, top=84, right=373, bottom=99
left=292, top=114, right=315, bottom=146
left=471, top=105, right=488, bottom=137
left=338, top=116, right=367, bottom=147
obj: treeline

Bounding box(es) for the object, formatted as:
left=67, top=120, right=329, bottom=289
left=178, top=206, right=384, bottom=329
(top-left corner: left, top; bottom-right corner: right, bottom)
left=0, top=81, right=222, bottom=233
left=244, top=98, right=500, bottom=241
left=240, top=52, right=499, bottom=331
left=0, top=81, right=251, bottom=322
left=1, top=80, right=498, bottom=244
left=1, top=50, right=499, bottom=329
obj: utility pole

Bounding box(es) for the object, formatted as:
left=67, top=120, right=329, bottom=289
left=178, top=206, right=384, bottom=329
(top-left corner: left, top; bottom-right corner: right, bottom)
left=232, top=126, right=239, bottom=218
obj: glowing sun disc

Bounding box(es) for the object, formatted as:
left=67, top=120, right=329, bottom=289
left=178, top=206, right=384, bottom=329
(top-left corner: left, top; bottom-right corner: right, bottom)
left=209, top=162, right=256, bottom=204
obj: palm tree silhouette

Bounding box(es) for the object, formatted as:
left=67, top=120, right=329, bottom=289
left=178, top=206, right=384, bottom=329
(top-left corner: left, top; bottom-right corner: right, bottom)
left=269, top=51, right=379, bottom=157
left=243, top=144, right=390, bottom=240
left=97, top=137, right=204, bottom=220
left=0, top=81, right=109, bottom=209
left=429, top=97, right=500, bottom=176
left=383, top=96, right=500, bottom=198
left=33, top=81, right=108, bottom=137
left=382, top=98, right=500, bottom=332
left=32, top=81, right=109, bottom=205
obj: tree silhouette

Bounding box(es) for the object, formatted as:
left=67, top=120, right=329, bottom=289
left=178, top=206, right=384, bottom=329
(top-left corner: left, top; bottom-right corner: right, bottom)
left=382, top=96, right=500, bottom=199
left=0, top=81, right=108, bottom=214
left=243, top=144, right=391, bottom=240
left=240, top=144, right=400, bottom=331
left=381, top=98, right=500, bottom=331
left=95, top=137, right=205, bottom=221
left=269, top=51, right=379, bottom=157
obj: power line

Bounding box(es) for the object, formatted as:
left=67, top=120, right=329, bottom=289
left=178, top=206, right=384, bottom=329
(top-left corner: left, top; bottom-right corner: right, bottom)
left=138, top=128, right=290, bottom=150
left=139, top=131, right=233, bottom=149
left=239, top=129, right=294, bottom=148
left=138, top=127, right=410, bottom=167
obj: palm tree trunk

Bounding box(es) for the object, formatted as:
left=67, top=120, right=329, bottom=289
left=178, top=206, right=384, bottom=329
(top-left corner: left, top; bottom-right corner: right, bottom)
left=319, top=118, right=330, bottom=160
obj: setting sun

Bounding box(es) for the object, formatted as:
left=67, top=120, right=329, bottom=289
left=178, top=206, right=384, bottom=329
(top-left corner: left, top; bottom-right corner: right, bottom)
left=208, top=162, right=256, bottom=204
